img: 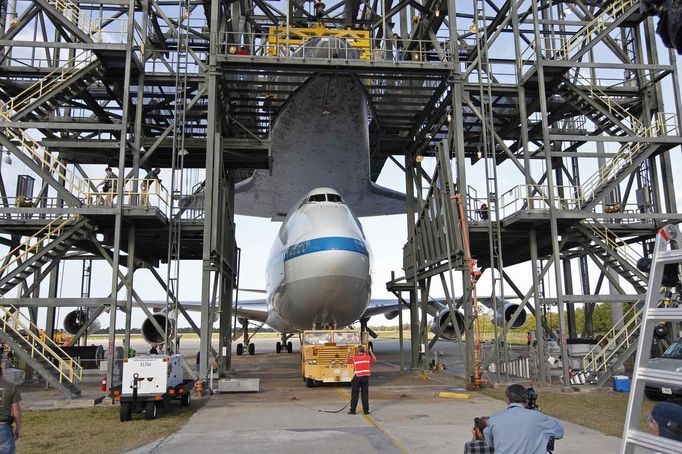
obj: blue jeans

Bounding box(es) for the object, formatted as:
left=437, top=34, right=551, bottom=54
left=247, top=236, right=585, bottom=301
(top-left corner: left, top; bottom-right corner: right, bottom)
left=0, top=424, right=15, bottom=454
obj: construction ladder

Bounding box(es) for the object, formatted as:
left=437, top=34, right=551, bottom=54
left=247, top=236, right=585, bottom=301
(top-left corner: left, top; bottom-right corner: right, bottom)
left=621, top=223, right=682, bottom=453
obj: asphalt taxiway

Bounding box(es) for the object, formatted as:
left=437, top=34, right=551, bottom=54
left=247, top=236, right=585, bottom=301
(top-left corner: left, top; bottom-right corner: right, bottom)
left=129, top=338, right=621, bottom=454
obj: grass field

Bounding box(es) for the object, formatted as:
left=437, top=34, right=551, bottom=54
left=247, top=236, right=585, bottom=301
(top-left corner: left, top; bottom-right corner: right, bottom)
left=16, top=399, right=205, bottom=454
left=478, top=388, right=682, bottom=437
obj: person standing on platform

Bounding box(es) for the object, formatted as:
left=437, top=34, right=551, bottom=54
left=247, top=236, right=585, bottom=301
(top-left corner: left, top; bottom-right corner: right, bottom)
left=0, top=365, right=21, bottom=454
left=140, top=167, right=161, bottom=205
left=347, top=345, right=376, bottom=415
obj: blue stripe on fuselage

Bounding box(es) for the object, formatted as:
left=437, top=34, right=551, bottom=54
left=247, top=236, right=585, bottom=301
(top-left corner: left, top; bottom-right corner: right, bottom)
left=284, top=236, right=368, bottom=262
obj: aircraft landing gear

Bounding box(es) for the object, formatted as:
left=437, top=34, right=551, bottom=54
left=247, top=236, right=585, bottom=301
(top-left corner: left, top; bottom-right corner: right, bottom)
left=236, top=318, right=262, bottom=356
left=276, top=334, right=294, bottom=353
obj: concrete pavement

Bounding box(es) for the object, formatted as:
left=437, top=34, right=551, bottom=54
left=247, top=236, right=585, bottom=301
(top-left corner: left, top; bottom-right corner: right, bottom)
left=128, top=338, right=621, bottom=453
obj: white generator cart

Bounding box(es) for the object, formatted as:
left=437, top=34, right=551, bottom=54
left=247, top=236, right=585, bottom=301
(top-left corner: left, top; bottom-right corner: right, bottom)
left=111, top=354, right=195, bottom=421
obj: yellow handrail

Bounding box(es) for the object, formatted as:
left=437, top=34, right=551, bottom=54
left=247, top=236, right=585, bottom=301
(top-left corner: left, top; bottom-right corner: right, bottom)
left=579, top=113, right=678, bottom=204
left=0, top=51, right=97, bottom=119
left=0, top=305, right=82, bottom=384
left=571, top=71, right=642, bottom=134
left=581, top=220, right=642, bottom=269
left=0, top=214, right=80, bottom=276
left=581, top=304, right=643, bottom=373
left=518, top=0, right=637, bottom=68
left=0, top=125, right=86, bottom=199
left=48, top=0, right=97, bottom=36
left=556, top=0, right=637, bottom=60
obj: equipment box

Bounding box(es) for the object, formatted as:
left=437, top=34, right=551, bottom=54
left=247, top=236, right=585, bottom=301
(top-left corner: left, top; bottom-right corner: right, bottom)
left=121, top=354, right=183, bottom=396
left=613, top=375, right=631, bottom=393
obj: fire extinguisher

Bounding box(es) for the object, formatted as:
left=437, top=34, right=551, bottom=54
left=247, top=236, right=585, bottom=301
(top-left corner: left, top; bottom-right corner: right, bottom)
left=101, top=376, right=107, bottom=392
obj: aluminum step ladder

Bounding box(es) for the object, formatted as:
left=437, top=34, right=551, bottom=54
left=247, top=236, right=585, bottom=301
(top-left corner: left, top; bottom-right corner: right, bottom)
left=621, top=223, right=682, bottom=453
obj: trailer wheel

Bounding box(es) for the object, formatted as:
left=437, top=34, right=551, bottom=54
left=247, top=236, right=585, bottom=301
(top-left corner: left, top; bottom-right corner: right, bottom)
left=145, top=401, right=158, bottom=420
left=287, top=341, right=293, bottom=353
left=248, top=343, right=255, bottom=355
left=120, top=402, right=132, bottom=422
left=276, top=342, right=281, bottom=353
left=305, top=378, right=315, bottom=388
left=181, top=392, right=191, bottom=407
left=236, top=343, right=243, bottom=356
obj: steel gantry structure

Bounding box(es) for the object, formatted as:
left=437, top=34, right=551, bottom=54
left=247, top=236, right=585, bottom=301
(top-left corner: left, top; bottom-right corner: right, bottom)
left=0, top=0, right=680, bottom=397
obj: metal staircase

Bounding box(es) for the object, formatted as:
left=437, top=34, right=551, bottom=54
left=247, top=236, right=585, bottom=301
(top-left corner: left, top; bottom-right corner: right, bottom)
left=553, top=0, right=639, bottom=62
left=0, top=305, right=83, bottom=398
left=521, top=0, right=640, bottom=71
left=0, top=215, right=94, bottom=296
left=578, top=113, right=677, bottom=211
left=559, top=80, right=635, bottom=138
left=0, top=53, right=103, bottom=122
left=581, top=304, right=644, bottom=386
left=577, top=221, right=648, bottom=293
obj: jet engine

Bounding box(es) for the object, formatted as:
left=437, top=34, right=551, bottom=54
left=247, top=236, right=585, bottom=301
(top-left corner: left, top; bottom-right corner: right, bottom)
left=494, top=303, right=527, bottom=329
left=430, top=308, right=465, bottom=340
left=141, top=313, right=175, bottom=344
left=63, top=310, right=101, bottom=335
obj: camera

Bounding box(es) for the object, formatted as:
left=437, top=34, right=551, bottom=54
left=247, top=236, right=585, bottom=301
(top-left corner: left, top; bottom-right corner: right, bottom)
left=526, top=387, right=555, bottom=453
left=526, top=387, right=538, bottom=410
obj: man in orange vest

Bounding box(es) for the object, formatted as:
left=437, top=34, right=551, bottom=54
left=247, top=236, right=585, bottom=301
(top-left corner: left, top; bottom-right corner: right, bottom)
left=347, top=345, right=376, bottom=415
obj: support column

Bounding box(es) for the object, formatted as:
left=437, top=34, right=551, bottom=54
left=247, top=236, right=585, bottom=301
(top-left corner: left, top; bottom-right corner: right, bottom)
left=563, top=259, right=577, bottom=338
left=201, top=0, right=223, bottom=380
left=107, top=0, right=137, bottom=388
left=529, top=228, right=546, bottom=383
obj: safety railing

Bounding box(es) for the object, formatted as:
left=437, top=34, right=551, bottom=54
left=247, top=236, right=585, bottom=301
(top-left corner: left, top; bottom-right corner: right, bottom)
left=81, top=178, right=170, bottom=213
left=579, top=112, right=679, bottom=205
left=221, top=29, right=454, bottom=65
left=518, top=0, right=638, bottom=68
left=581, top=304, right=643, bottom=374
left=0, top=123, right=87, bottom=198
left=581, top=220, right=642, bottom=269
left=498, top=184, right=583, bottom=219
left=48, top=0, right=96, bottom=36
left=0, top=51, right=98, bottom=119
left=0, top=214, right=81, bottom=277
left=0, top=304, right=82, bottom=385
left=570, top=70, right=643, bottom=134
left=555, top=0, right=637, bottom=60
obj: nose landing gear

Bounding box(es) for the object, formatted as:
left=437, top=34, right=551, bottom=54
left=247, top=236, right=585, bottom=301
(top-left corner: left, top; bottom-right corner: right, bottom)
left=276, top=333, right=294, bottom=353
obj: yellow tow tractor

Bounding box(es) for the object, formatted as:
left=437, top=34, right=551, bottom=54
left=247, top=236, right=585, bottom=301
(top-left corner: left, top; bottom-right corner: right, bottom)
left=301, top=329, right=368, bottom=387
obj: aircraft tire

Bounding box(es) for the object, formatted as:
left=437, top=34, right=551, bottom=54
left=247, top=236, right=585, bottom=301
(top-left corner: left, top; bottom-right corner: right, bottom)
left=305, top=378, right=315, bottom=388
left=236, top=343, right=244, bottom=356
left=181, top=391, right=191, bottom=407
left=287, top=341, right=293, bottom=353
left=276, top=342, right=281, bottom=353
left=368, top=341, right=374, bottom=352
left=248, top=343, right=255, bottom=355
left=120, top=402, right=132, bottom=422
left=145, top=401, right=158, bottom=420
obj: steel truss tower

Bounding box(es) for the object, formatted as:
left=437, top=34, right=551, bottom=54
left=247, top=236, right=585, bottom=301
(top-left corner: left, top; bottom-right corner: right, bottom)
left=0, top=0, right=680, bottom=396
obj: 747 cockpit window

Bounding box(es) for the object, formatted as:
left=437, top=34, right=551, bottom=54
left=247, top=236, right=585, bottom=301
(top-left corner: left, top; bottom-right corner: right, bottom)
left=308, top=194, right=326, bottom=202
left=326, top=194, right=344, bottom=203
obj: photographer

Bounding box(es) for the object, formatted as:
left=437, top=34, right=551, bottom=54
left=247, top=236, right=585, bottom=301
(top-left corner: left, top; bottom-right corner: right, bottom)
left=0, top=365, right=21, bottom=454
left=483, top=384, right=563, bottom=454
left=464, top=416, right=494, bottom=453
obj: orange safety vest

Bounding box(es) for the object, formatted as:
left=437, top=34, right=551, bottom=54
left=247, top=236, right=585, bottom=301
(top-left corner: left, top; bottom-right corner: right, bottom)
left=349, top=353, right=376, bottom=377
